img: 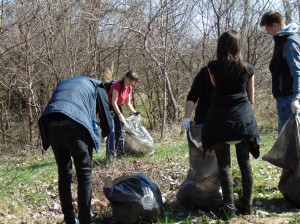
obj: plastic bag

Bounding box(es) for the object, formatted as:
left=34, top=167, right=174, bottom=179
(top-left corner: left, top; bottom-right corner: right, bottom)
left=177, top=123, right=222, bottom=211
left=278, top=167, right=300, bottom=208
left=103, top=173, right=163, bottom=224
left=124, top=115, right=154, bottom=156
left=262, top=114, right=300, bottom=169
left=262, top=114, right=300, bottom=208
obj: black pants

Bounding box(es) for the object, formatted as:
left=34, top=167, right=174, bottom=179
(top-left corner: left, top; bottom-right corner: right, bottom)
left=215, top=141, right=253, bottom=208
left=48, top=120, right=93, bottom=224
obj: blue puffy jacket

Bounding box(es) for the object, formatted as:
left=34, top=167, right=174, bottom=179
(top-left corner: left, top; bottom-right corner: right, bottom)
left=38, top=76, right=113, bottom=153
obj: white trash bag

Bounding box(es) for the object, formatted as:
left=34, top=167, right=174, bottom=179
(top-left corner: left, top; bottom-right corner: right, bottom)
left=124, top=115, right=154, bottom=156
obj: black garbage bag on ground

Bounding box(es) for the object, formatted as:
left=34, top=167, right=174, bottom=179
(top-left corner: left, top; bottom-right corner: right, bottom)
left=124, top=115, right=154, bottom=156
left=278, top=167, right=300, bottom=208
left=262, top=114, right=300, bottom=208
left=177, top=123, right=223, bottom=211
left=103, top=173, right=163, bottom=224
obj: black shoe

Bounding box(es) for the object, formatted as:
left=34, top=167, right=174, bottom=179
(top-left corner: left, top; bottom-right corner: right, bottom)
left=106, top=155, right=116, bottom=163
left=213, top=204, right=236, bottom=221
left=236, top=200, right=252, bottom=215
left=116, top=152, right=126, bottom=159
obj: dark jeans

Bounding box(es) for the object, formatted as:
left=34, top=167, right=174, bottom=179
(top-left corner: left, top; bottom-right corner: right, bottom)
left=106, top=108, right=125, bottom=159
left=215, top=141, right=253, bottom=209
left=114, top=113, right=125, bottom=156
left=48, top=120, right=93, bottom=224
left=106, top=121, right=115, bottom=159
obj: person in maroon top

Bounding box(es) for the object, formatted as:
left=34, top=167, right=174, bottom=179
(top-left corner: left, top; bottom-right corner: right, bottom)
left=106, top=71, right=139, bottom=161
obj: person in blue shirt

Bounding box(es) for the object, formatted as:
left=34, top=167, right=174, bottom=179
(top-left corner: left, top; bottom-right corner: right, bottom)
left=39, top=76, right=113, bottom=224
left=260, top=10, right=300, bottom=133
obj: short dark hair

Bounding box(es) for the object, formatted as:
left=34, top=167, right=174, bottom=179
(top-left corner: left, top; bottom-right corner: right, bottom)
left=260, top=10, right=284, bottom=27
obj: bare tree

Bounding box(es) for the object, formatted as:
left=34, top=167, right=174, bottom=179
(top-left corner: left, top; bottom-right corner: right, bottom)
left=0, top=0, right=296, bottom=149
left=282, top=0, right=292, bottom=23
left=297, top=0, right=300, bottom=20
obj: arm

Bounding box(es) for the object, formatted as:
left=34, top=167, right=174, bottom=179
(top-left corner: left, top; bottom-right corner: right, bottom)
left=284, top=40, right=300, bottom=100
left=125, top=93, right=136, bottom=114
left=111, top=89, right=121, bottom=115
left=185, top=72, right=200, bottom=118
left=181, top=100, right=195, bottom=132
left=183, top=67, right=211, bottom=127
left=246, top=76, right=255, bottom=104
left=207, top=66, right=216, bottom=86
left=209, top=73, right=216, bottom=86
left=183, top=101, right=195, bottom=119
left=181, top=100, right=194, bottom=132
left=111, top=88, right=128, bottom=124
left=284, top=40, right=300, bottom=113
left=181, top=73, right=201, bottom=132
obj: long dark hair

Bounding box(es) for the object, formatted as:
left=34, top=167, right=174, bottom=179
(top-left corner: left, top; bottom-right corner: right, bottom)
left=119, top=70, right=139, bottom=89
left=216, top=30, right=248, bottom=79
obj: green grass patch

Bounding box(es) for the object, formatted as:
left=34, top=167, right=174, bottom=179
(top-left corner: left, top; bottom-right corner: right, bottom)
left=0, top=154, right=57, bottom=216
left=0, top=130, right=299, bottom=223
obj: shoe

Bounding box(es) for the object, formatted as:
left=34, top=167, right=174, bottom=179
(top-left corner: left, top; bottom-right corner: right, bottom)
left=116, top=152, right=126, bottom=159
left=236, top=200, right=252, bottom=215
left=213, top=204, right=236, bottom=221
left=106, top=155, right=116, bottom=163
left=64, top=217, right=79, bottom=224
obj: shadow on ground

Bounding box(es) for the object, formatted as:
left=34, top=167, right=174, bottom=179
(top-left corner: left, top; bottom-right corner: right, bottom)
left=253, top=196, right=299, bottom=214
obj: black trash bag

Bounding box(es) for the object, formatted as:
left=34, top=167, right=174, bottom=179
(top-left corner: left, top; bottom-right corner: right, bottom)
left=278, top=167, right=300, bottom=208
left=124, top=115, right=154, bottom=156
left=262, top=115, right=300, bottom=169
left=177, top=123, right=223, bottom=211
left=103, top=173, right=163, bottom=224
left=262, top=114, right=300, bottom=208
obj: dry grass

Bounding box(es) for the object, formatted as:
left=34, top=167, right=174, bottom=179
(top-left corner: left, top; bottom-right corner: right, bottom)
left=1, top=127, right=300, bottom=223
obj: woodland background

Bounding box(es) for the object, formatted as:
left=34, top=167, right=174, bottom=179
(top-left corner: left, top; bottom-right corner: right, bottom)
left=0, top=0, right=299, bottom=153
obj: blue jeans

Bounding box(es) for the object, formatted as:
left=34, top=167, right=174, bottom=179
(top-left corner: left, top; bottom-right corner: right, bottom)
left=106, top=108, right=125, bottom=159
left=276, top=96, right=293, bottom=133
left=48, top=120, right=93, bottom=224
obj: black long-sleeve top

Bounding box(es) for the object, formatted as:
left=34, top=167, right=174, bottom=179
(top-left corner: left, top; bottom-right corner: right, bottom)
left=186, top=66, right=214, bottom=124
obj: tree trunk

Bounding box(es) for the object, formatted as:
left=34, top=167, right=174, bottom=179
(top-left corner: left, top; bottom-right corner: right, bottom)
left=282, top=0, right=292, bottom=23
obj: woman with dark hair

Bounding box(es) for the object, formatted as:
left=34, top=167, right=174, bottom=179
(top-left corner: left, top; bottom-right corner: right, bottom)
left=106, top=71, right=139, bottom=161
left=202, top=30, right=260, bottom=219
